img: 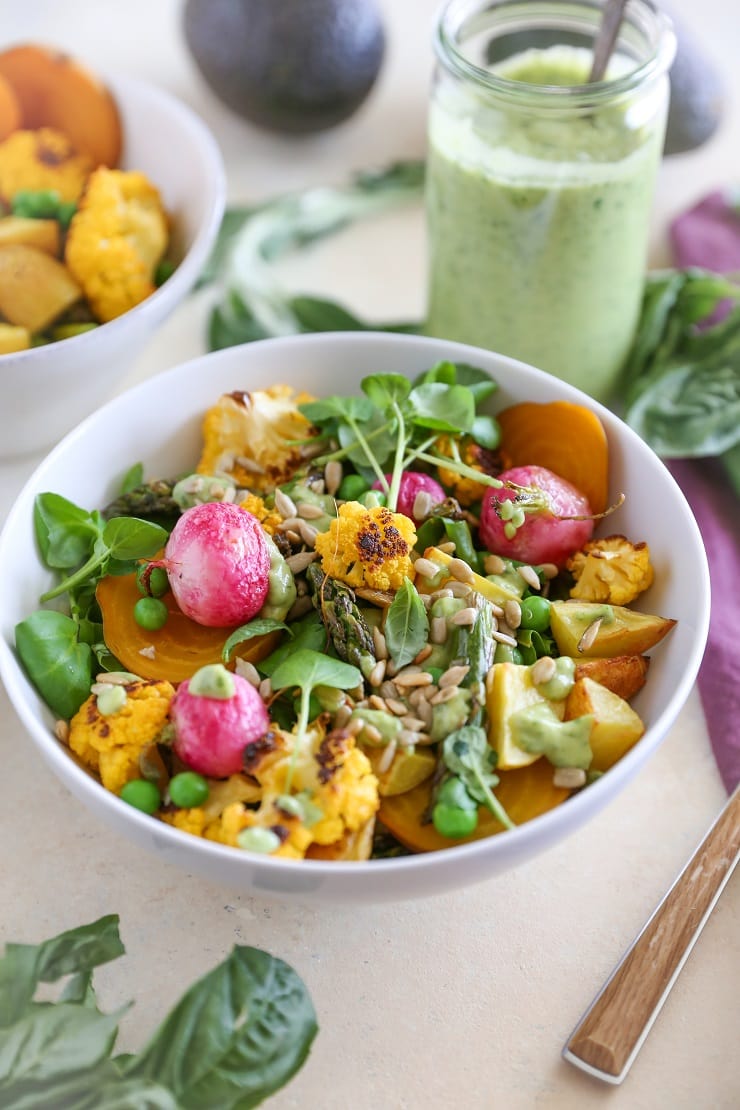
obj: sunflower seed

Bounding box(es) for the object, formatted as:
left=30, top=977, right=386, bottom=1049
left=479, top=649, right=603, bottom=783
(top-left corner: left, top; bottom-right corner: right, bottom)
left=429, top=685, right=461, bottom=705
left=451, top=607, right=477, bottom=626
left=54, top=719, right=69, bottom=743
left=412, top=490, right=433, bottom=520
left=414, top=644, right=433, bottom=665
left=393, top=670, right=434, bottom=688
left=553, top=767, right=587, bottom=789
left=430, top=616, right=448, bottom=644
left=286, top=550, right=319, bottom=573
left=539, top=563, right=559, bottom=580
left=363, top=723, right=384, bottom=745
left=531, top=656, right=557, bottom=685
left=449, top=557, right=476, bottom=583
left=385, top=697, right=409, bottom=716
left=236, top=455, right=266, bottom=475
left=448, top=580, right=474, bottom=599
left=437, top=541, right=456, bottom=554
left=483, top=553, right=506, bottom=575
left=401, top=715, right=427, bottom=731
left=95, top=671, right=140, bottom=685
left=235, top=659, right=261, bottom=686
left=368, top=660, right=387, bottom=688
left=324, top=460, right=343, bottom=496
left=298, top=520, right=319, bottom=547
left=372, top=625, right=388, bottom=660
left=414, top=557, right=442, bottom=579
left=578, top=617, right=602, bottom=653
left=368, top=694, right=387, bottom=711
left=258, top=677, right=273, bottom=700
left=504, top=599, right=522, bottom=629
left=517, top=564, right=542, bottom=590
left=376, top=739, right=398, bottom=774
left=492, top=629, right=518, bottom=647
left=439, top=664, right=470, bottom=688
left=297, top=501, right=325, bottom=520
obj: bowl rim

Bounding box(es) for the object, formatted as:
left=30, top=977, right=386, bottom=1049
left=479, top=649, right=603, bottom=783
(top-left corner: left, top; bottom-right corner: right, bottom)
left=0, top=71, right=226, bottom=371
left=0, top=331, right=711, bottom=883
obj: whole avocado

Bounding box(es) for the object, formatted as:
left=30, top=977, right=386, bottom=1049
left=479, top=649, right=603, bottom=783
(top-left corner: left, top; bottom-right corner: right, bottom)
left=183, top=0, right=386, bottom=135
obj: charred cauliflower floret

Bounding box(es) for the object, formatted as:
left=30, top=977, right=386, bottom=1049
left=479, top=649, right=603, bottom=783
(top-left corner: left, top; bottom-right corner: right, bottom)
left=68, top=678, right=175, bottom=794
left=236, top=491, right=282, bottom=535
left=161, top=774, right=261, bottom=844
left=196, top=386, right=318, bottom=493
left=314, top=502, right=416, bottom=592
left=568, top=534, right=655, bottom=605
left=435, top=435, right=502, bottom=506
left=65, top=167, right=168, bottom=322
left=236, top=722, right=380, bottom=859
left=0, top=127, right=93, bottom=203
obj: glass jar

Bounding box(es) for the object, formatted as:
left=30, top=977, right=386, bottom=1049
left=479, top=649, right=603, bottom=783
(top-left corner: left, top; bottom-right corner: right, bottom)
left=425, top=0, right=676, bottom=402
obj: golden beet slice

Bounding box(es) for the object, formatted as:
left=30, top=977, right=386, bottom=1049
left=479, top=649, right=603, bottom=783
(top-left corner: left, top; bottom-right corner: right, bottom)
left=97, top=571, right=281, bottom=684
left=378, top=759, right=570, bottom=854
left=0, top=44, right=122, bottom=166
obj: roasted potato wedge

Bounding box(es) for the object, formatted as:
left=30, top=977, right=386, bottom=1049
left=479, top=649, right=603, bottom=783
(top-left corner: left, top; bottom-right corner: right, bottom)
left=550, top=600, right=676, bottom=658
left=565, top=677, right=645, bottom=772
left=0, top=243, right=80, bottom=331
left=573, top=654, right=650, bottom=701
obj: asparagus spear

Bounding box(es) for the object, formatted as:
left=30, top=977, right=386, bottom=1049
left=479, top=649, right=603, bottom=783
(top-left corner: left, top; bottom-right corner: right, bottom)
left=306, top=563, right=376, bottom=680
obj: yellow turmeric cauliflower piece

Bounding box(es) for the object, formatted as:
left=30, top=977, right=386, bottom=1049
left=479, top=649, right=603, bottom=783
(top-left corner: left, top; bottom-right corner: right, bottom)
left=236, top=492, right=282, bottom=535
left=314, top=502, right=416, bottom=592
left=435, top=435, right=501, bottom=506
left=161, top=774, right=262, bottom=845
left=0, top=128, right=93, bottom=203
left=196, top=386, right=318, bottom=493
left=68, top=679, right=175, bottom=795
left=65, top=167, right=168, bottom=322
left=238, top=721, right=379, bottom=859
left=567, top=534, right=654, bottom=605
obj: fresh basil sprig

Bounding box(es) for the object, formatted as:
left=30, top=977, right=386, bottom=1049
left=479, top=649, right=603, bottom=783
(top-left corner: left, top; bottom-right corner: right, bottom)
left=384, top=578, right=429, bottom=669
left=0, top=915, right=317, bottom=1109
left=201, top=161, right=425, bottom=350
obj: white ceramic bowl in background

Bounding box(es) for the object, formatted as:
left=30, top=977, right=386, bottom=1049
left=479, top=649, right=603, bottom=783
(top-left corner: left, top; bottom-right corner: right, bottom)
left=0, top=72, right=225, bottom=459
left=0, top=332, right=710, bottom=902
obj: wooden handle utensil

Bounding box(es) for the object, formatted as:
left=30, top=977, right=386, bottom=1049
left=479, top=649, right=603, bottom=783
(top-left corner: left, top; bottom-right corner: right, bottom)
left=563, top=783, right=740, bottom=1083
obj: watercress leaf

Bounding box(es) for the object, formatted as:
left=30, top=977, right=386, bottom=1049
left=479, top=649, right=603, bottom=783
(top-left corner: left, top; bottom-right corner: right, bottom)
left=271, top=648, right=362, bottom=694
left=123, top=945, right=318, bottom=1110
left=102, top=518, right=169, bottom=561
left=300, top=394, right=373, bottom=425
left=415, top=360, right=457, bottom=386
left=289, top=295, right=368, bottom=332
left=409, top=382, right=475, bottom=433
left=105, top=558, right=140, bottom=578
left=361, top=373, right=411, bottom=410
left=15, top=610, right=93, bottom=720
left=33, top=493, right=100, bottom=570
left=119, top=464, right=144, bottom=496
left=222, top=618, right=291, bottom=662
left=384, top=578, right=429, bottom=668
left=442, top=726, right=514, bottom=828
left=337, top=409, right=397, bottom=473
left=470, top=413, right=501, bottom=450
left=451, top=363, right=499, bottom=403
left=258, top=611, right=326, bottom=676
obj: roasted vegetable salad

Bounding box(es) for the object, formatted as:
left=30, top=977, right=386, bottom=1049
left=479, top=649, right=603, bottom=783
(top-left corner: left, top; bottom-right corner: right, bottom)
left=0, top=44, right=173, bottom=353
left=16, top=362, right=677, bottom=860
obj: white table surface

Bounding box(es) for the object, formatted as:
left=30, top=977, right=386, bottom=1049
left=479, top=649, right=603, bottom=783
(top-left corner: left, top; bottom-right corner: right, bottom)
left=1, top=2, right=738, bottom=1107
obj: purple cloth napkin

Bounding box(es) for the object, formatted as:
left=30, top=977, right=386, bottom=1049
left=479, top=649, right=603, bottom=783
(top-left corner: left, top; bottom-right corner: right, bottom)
left=668, top=191, right=740, bottom=792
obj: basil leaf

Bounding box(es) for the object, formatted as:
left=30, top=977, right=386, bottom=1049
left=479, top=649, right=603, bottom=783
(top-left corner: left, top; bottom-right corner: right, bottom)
left=625, top=359, right=740, bottom=457
left=384, top=578, right=429, bottom=668
left=289, top=295, right=368, bottom=332
left=222, top=618, right=290, bottom=662
left=15, top=610, right=93, bottom=720
left=123, top=946, right=318, bottom=1110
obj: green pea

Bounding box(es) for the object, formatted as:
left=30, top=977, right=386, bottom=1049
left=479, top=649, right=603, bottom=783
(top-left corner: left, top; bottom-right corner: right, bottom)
left=120, top=778, right=161, bottom=814
left=154, top=258, right=176, bottom=286
left=519, top=595, right=551, bottom=631
left=437, top=776, right=476, bottom=811
left=57, top=200, right=77, bottom=228
left=494, top=643, right=524, bottom=665
left=361, top=490, right=386, bottom=509
left=11, top=188, right=61, bottom=218
left=168, top=772, right=209, bottom=808
left=137, top=563, right=169, bottom=598
left=133, top=596, right=169, bottom=630
left=338, top=473, right=368, bottom=501
left=433, top=803, right=478, bottom=839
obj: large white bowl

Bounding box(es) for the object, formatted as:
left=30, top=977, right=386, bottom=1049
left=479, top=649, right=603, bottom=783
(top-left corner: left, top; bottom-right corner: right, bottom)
left=0, top=72, right=225, bottom=459
left=0, top=332, right=710, bottom=902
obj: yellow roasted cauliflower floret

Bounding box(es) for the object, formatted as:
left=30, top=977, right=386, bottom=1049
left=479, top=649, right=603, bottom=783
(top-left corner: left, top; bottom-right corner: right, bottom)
left=567, top=534, right=654, bottom=605
left=196, top=386, right=318, bottom=493
left=238, top=721, right=379, bottom=859
left=68, top=678, right=175, bottom=794
left=237, top=492, right=282, bottom=535
left=65, top=167, right=168, bottom=322
left=435, top=435, right=501, bottom=506
left=314, top=502, right=416, bottom=592
left=0, top=127, right=93, bottom=203
left=161, top=774, right=261, bottom=844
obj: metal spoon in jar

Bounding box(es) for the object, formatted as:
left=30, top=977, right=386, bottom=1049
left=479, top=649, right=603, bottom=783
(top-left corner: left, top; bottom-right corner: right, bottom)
left=589, top=0, right=628, bottom=81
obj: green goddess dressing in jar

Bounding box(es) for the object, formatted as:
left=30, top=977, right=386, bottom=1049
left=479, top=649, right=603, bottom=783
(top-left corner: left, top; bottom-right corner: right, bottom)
left=425, top=0, right=676, bottom=402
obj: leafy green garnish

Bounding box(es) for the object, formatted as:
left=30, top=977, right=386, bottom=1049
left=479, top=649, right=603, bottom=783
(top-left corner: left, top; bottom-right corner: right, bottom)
left=201, top=161, right=425, bottom=349
left=0, top=915, right=317, bottom=1109
left=221, top=617, right=291, bottom=663
left=384, top=578, right=429, bottom=668
left=623, top=268, right=740, bottom=482
left=15, top=610, right=94, bottom=720
left=441, top=726, right=515, bottom=830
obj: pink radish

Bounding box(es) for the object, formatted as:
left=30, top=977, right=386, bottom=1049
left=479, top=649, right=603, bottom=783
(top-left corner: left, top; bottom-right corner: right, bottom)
left=165, top=502, right=270, bottom=627
left=171, top=664, right=269, bottom=777
left=479, top=465, right=594, bottom=567
left=372, top=471, right=446, bottom=521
